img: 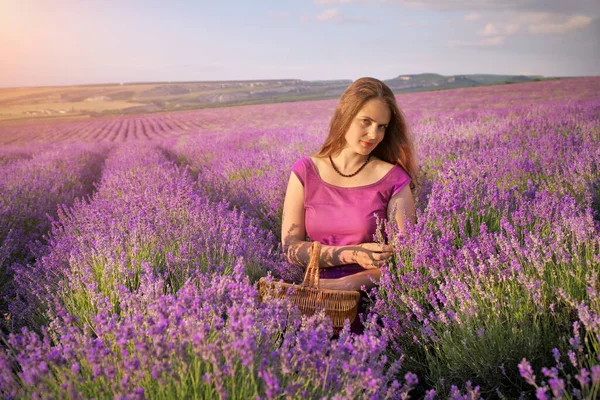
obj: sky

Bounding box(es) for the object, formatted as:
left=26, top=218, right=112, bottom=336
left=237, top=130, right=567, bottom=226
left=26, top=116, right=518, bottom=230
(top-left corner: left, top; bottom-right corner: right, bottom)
left=1, top=0, right=599, bottom=88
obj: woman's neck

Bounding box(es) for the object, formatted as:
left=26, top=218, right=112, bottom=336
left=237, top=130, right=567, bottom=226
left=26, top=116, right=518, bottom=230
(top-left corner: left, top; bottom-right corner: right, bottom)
left=330, top=149, right=369, bottom=171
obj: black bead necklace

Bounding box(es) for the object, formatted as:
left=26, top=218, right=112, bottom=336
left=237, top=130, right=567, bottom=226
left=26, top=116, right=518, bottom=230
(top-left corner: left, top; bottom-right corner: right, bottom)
left=329, top=154, right=371, bottom=178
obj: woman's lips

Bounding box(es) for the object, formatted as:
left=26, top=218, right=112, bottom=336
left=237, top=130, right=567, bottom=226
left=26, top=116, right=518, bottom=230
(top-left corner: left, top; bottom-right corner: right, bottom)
left=361, top=141, right=374, bottom=147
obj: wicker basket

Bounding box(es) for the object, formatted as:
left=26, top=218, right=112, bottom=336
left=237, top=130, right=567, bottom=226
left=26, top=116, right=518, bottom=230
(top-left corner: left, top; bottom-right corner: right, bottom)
left=259, top=241, right=361, bottom=331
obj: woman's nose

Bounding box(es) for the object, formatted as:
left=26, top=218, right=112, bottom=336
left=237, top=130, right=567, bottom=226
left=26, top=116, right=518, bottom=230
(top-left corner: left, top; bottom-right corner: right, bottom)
left=367, top=126, right=378, bottom=139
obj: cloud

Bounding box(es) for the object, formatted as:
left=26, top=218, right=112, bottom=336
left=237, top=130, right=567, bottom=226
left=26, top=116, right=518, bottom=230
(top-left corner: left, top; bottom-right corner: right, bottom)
left=378, top=0, right=600, bottom=21
left=448, top=11, right=593, bottom=50
left=460, top=11, right=593, bottom=49
left=316, top=8, right=343, bottom=21
left=382, top=0, right=524, bottom=11
left=450, top=11, right=592, bottom=50
left=314, top=0, right=353, bottom=4
left=527, top=14, right=592, bottom=34
left=480, top=12, right=594, bottom=36
left=314, top=8, right=363, bottom=23
left=464, top=12, right=481, bottom=21
left=449, top=36, right=505, bottom=47
left=477, top=22, right=520, bottom=36
left=379, top=0, right=596, bottom=15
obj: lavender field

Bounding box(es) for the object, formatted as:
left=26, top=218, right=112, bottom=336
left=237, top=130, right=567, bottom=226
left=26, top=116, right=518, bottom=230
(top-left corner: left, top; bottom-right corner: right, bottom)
left=1, top=77, right=599, bottom=399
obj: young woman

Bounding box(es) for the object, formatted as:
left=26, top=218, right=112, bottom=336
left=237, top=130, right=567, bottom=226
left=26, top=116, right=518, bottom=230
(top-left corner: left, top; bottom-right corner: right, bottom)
left=281, top=77, right=417, bottom=331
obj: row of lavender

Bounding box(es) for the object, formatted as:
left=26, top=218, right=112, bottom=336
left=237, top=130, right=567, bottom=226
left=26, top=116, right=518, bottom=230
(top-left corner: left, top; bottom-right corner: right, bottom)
left=0, top=78, right=599, bottom=398
left=0, top=99, right=331, bottom=146
left=0, top=143, right=110, bottom=319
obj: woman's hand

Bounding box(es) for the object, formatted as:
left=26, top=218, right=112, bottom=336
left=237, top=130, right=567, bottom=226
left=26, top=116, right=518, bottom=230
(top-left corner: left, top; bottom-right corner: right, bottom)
left=351, top=243, right=394, bottom=269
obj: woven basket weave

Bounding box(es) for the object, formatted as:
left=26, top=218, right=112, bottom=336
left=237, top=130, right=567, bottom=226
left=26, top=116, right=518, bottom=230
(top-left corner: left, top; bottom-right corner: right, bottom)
left=259, top=241, right=361, bottom=330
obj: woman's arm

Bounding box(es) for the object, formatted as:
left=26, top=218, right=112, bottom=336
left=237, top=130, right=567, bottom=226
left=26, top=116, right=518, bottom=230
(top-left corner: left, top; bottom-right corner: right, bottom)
left=387, top=183, right=416, bottom=234
left=281, top=172, right=392, bottom=270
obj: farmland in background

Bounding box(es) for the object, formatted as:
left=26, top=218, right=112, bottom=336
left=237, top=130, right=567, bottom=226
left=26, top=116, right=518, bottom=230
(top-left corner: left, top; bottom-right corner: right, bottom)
left=0, top=77, right=599, bottom=399
left=0, top=73, right=552, bottom=123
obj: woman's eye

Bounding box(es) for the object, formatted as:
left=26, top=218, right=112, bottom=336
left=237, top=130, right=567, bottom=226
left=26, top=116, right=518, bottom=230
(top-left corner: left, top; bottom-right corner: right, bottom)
left=361, top=119, right=371, bottom=127
left=379, top=125, right=387, bottom=130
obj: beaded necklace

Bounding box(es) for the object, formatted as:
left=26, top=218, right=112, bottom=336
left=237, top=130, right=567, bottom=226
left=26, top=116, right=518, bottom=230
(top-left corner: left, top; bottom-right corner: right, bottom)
left=328, top=154, right=371, bottom=178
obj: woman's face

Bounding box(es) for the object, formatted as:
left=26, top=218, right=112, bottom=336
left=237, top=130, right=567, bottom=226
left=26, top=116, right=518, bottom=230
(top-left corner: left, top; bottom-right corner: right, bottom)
left=344, top=98, right=391, bottom=156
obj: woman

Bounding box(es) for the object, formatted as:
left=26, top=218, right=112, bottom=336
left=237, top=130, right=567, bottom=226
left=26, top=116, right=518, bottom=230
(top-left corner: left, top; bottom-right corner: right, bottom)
left=281, top=77, right=417, bottom=331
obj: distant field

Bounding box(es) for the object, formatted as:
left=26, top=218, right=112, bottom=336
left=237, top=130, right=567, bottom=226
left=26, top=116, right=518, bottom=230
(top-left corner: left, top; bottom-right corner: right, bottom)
left=0, top=77, right=596, bottom=145
left=0, top=79, right=349, bottom=123
left=0, top=83, right=169, bottom=122
left=0, top=73, right=554, bottom=124
left=0, top=100, right=148, bottom=121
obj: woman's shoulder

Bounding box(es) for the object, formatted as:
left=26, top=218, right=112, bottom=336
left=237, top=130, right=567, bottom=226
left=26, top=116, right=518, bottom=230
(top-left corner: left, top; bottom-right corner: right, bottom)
left=291, top=156, right=314, bottom=171
left=381, top=162, right=411, bottom=197
left=291, top=156, right=317, bottom=185
left=371, top=158, right=410, bottom=188
left=308, top=155, right=327, bottom=170
left=371, top=158, right=403, bottom=179
left=301, top=155, right=332, bottom=175
left=373, top=158, right=408, bottom=173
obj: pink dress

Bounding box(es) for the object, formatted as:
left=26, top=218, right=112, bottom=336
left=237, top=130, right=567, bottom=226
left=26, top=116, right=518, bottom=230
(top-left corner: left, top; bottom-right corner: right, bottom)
left=291, top=156, right=411, bottom=279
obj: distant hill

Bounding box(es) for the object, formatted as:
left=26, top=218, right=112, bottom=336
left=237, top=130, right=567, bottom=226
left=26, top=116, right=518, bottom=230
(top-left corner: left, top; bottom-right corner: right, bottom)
left=383, top=73, right=545, bottom=92
left=0, top=74, right=556, bottom=123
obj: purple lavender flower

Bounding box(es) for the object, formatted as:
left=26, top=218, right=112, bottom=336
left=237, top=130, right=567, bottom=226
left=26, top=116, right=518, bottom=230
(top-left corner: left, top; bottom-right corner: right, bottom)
left=592, top=365, right=600, bottom=384
left=535, top=387, right=548, bottom=400
left=548, top=378, right=565, bottom=398
left=575, top=368, right=590, bottom=389
left=518, top=359, right=537, bottom=386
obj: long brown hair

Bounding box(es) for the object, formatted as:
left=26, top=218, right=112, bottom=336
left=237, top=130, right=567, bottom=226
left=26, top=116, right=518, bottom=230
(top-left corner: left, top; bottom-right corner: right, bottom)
left=315, top=77, right=418, bottom=188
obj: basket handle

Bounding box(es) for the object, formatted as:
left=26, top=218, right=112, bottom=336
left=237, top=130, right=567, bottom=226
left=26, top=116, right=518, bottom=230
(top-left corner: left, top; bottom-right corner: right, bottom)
left=300, top=241, right=321, bottom=289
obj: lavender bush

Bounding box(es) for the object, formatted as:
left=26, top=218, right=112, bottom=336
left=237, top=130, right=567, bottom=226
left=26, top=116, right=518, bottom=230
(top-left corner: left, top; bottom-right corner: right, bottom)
left=1, top=264, right=413, bottom=399
left=375, top=100, right=600, bottom=396
left=169, top=126, right=320, bottom=237
left=1, top=144, right=109, bottom=327
left=11, top=143, right=286, bottom=330
left=518, top=272, right=600, bottom=400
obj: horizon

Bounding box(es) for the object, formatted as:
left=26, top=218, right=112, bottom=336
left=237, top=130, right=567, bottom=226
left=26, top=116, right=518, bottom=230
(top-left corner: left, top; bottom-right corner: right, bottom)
left=2, top=0, right=599, bottom=88
left=0, top=72, right=578, bottom=91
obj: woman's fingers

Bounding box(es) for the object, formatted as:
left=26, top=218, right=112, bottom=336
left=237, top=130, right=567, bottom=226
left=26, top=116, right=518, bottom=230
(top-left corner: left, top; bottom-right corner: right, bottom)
left=355, top=243, right=395, bottom=269
left=360, top=243, right=394, bottom=253
left=370, top=259, right=388, bottom=268
left=358, top=243, right=380, bottom=252
left=372, top=251, right=393, bottom=261
left=381, top=244, right=394, bottom=253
